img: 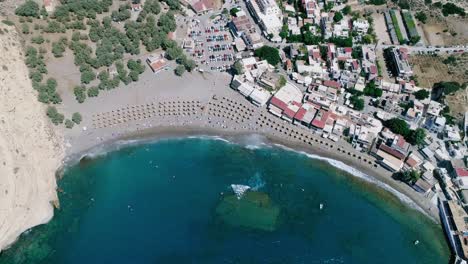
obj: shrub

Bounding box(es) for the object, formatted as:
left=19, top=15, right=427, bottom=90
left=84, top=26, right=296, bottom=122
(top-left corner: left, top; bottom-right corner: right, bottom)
left=15, top=0, right=40, bottom=17
left=65, top=119, right=74, bottom=129
left=174, top=65, right=185, bottom=76
left=31, top=35, right=45, bottom=44
left=74, top=86, right=87, bottom=103
left=87, top=86, right=99, bottom=97
left=46, top=106, right=64, bottom=125
left=415, top=12, right=427, bottom=24
left=72, top=112, right=82, bottom=124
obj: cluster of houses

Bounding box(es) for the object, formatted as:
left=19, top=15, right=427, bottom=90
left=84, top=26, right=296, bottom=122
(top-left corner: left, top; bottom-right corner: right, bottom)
left=227, top=1, right=468, bottom=198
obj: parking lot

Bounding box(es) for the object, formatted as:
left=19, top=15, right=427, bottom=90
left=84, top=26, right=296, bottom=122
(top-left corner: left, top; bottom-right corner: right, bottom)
left=183, top=17, right=235, bottom=72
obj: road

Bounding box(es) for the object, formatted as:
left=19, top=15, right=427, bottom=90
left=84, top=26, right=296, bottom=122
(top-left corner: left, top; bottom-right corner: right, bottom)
left=378, top=44, right=468, bottom=55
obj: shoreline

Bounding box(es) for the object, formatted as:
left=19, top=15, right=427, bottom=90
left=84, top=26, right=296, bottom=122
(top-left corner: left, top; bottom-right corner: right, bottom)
left=63, top=125, right=441, bottom=223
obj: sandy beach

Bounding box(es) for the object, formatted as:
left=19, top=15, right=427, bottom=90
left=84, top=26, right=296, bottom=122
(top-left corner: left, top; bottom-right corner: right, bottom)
left=60, top=66, right=440, bottom=222
left=0, top=21, right=64, bottom=251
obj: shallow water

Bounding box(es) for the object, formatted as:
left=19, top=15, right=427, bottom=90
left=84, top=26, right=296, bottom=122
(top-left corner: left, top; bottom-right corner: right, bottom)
left=0, top=137, right=450, bottom=263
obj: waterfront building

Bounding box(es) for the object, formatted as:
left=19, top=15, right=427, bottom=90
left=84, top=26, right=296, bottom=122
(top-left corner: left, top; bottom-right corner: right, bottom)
left=146, top=54, right=169, bottom=74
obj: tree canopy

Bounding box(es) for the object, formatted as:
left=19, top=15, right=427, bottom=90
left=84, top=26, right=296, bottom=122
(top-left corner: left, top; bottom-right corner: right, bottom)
left=333, top=12, right=343, bottom=23
left=363, top=81, right=382, bottom=98
left=15, top=0, right=40, bottom=17
left=254, top=46, right=280, bottom=66
left=350, top=95, right=364, bottom=111
left=46, top=106, right=64, bottom=125
left=232, top=60, right=244, bottom=75
left=413, top=89, right=430, bottom=100
left=396, top=170, right=420, bottom=184
left=384, top=118, right=410, bottom=137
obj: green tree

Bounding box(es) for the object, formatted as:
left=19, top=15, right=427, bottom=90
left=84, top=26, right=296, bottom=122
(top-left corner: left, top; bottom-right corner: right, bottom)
left=279, top=24, right=289, bottom=39
left=87, top=86, right=99, bottom=97
left=413, top=89, right=430, bottom=100
left=407, top=128, right=426, bottom=146
left=22, top=23, right=30, bottom=34
left=276, top=75, right=287, bottom=89
left=230, top=7, right=240, bottom=16
left=65, top=119, right=74, bottom=129
left=254, top=46, right=281, bottom=66
left=165, top=46, right=183, bottom=60
left=52, top=41, right=66, bottom=57
left=72, top=112, right=82, bottom=124
left=46, top=106, right=64, bottom=125
left=174, top=65, right=186, bottom=76
left=158, top=12, right=176, bottom=33
left=81, top=70, right=96, bottom=84
left=350, top=95, right=365, bottom=110
left=342, top=5, right=351, bottom=15
left=144, top=0, right=161, bottom=14
left=31, top=35, right=45, bottom=44
left=396, top=170, right=420, bottom=184
left=232, top=60, right=244, bottom=75
left=74, top=86, right=87, bottom=103
left=415, top=12, right=427, bottom=24
left=15, top=0, right=40, bottom=17
left=363, top=81, right=383, bottom=97
left=384, top=118, right=410, bottom=137
left=162, top=0, right=180, bottom=10
left=333, top=12, right=343, bottom=23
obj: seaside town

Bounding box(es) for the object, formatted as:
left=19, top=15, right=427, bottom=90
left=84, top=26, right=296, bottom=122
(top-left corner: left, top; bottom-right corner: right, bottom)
left=0, top=0, right=467, bottom=262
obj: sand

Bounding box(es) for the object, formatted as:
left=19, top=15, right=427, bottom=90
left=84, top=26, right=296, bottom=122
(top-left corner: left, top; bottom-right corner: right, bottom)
left=0, top=21, right=64, bottom=251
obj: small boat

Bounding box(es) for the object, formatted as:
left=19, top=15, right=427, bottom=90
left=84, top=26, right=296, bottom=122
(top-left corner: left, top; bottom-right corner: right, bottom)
left=414, top=240, right=419, bottom=245
left=319, top=203, right=324, bottom=210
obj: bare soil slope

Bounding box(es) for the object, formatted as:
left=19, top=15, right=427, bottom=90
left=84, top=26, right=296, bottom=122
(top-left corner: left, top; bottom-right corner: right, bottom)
left=0, top=20, right=64, bottom=251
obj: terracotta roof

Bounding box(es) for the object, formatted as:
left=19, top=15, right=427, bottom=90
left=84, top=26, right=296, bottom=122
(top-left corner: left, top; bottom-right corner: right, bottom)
left=270, top=96, right=288, bottom=111
left=405, top=156, right=418, bottom=168
left=323, top=80, right=341, bottom=89
left=456, top=168, right=468, bottom=177
left=379, top=144, right=406, bottom=160
left=191, top=0, right=215, bottom=13
left=283, top=107, right=297, bottom=119
left=396, top=136, right=407, bottom=149
left=294, top=107, right=307, bottom=121
left=312, top=51, right=321, bottom=60
left=370, top=65, right=377, bottom=74
left=311, top=110, right=330, bottom=129
left=344, top=47, right=352, bottom=53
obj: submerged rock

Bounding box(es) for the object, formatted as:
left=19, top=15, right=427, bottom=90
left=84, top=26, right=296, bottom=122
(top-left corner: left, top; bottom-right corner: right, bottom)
left=215, top=191, right=280, bottom=232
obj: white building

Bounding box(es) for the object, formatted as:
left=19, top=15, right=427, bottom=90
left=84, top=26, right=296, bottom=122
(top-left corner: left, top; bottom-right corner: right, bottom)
left=353, top=19, right=369, bottom=34
left=246, top=0, right=283, bottom=42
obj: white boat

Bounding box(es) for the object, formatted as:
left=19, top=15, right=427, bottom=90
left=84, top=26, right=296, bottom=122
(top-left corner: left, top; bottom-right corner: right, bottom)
left=414, top=240, right=419, bottom=245
left=231, top=184, right=250, bottom=199
left=319, top=203, right=324, bottom=210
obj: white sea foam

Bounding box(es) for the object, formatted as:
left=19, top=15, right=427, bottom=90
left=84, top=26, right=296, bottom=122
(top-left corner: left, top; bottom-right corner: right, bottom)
left=272, top=143, right=430, bottom=218
left=69, top=134, right=430, bottom=219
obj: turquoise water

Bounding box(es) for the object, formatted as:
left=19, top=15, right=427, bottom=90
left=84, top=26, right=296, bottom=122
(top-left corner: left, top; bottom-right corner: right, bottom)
left=0, top=137, right=450, bottom=263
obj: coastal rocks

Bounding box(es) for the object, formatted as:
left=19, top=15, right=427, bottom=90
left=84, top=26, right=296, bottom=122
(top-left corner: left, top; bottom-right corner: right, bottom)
left=215, top=191, right=280, bottom=232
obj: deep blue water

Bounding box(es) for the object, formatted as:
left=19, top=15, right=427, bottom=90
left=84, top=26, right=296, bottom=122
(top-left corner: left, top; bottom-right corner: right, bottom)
left=0, top=137, right=450, bottom=263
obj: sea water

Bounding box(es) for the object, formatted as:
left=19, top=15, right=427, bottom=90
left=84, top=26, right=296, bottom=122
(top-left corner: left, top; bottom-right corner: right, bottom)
left=0, top=137, right=450, bottom=263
